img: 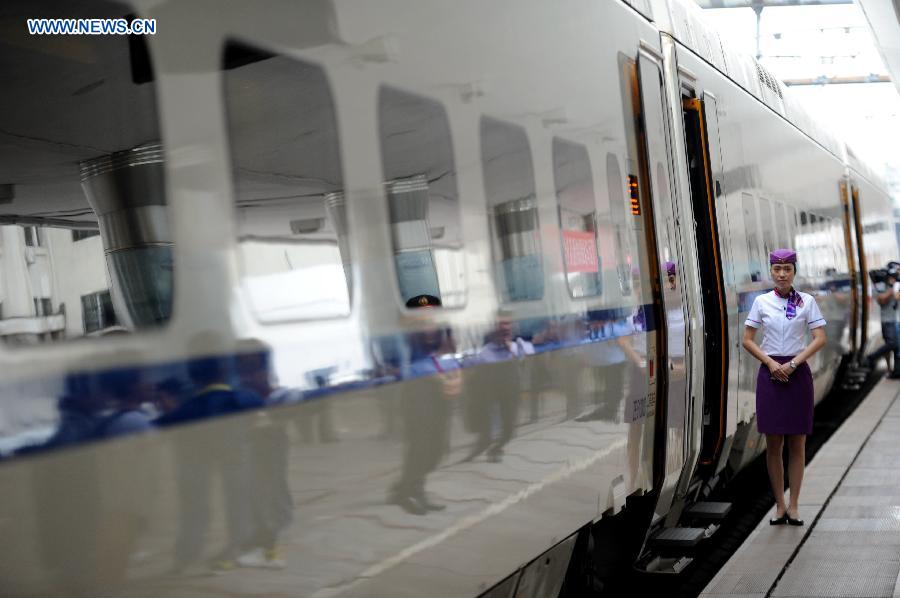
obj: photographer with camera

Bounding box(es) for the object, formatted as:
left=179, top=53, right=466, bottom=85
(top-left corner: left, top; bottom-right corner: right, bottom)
left=866, top=261, right=900, bottom=378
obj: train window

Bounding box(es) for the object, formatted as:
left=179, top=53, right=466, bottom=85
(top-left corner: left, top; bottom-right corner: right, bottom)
left=828, top=218, right=841, bottom=275
left=606, top=154, right=633, bottom=296
left=553, top=139, right=602, bottom=298
left=378, top=87, right=465, bottom=308
left=223, top=41, right=350, bottom=321
left=741, top=193, right=763, bottom=281
left=806, top=214, right=817, bottom=277
left=81, top=291, right=118, bottom=335
left=758, top=197, right=776, bottom=257
left=816, top=216, right=827, bottom=278
left=0, top=0, right=173, bottom=345
left=480, top=117, right=543, bottom=302
left=776, top=203, right=790, bottom=249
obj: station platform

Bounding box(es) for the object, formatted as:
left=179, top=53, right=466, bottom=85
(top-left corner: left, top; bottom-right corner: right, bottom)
left=701, top=376, right=900, bottom=598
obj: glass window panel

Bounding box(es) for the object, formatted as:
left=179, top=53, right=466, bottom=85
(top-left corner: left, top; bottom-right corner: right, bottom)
left=606, top=153, right=633, bottom=296
left=741, top=193, right=762, bottom=281
left=480, top=117, right=543, bottom=302
left=378, top=87, right=465, bottom=308
left=0, top=0, right=173, bottom=345
left=776, top=203, right=789, bottom=250
left=759, top=197, right=776, bottom=257
left=553, top=139, right=601, bottom=298
left=223, top=41, right=350, bottom=321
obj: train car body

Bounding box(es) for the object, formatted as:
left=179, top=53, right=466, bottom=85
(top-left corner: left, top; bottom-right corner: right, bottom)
left=0, top=0, right=894, bottom=596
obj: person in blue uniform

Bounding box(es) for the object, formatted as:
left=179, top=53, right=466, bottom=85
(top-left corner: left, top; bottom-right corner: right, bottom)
left=156, top=354, right=264, bottom=572
left=465, top=311, right=533, bottom=462
left=742, top=249, right=827, bottom=526
left=235, top=345, right=293, bottom=569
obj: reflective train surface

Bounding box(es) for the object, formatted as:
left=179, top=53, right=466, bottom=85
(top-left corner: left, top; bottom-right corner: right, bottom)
left=0, top=0, right=895, bottom=596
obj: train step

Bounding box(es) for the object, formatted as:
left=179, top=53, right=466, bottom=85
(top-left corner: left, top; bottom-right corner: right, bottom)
left=648, top=523, right=718, bottom=549
left=684, top=500, right=732, bottom=521
left=635, top=554, right=693, bottom=575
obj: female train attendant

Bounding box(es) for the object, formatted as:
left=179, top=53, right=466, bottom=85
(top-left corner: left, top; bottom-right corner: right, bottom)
left=742, top=249, right=827, bottom=526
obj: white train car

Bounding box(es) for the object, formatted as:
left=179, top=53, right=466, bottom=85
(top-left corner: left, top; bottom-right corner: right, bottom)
left=0, top=0, right=893, bottom=596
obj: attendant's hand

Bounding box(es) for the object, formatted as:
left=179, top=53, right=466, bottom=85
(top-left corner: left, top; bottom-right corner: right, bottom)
left=768, top=360, right=790, bottom=382
left=775, top=362, right=795, bottom=380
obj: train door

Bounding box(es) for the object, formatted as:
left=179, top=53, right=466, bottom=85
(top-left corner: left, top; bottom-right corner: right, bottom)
left=681, top=94, right=730, bottom=474
left=839, top=178, right=860, bottom=355
left=635, top=45, right=689, bottom=519
left=850, top=179, right=869, bottom=355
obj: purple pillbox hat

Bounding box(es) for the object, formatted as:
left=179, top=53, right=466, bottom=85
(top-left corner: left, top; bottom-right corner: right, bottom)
left=664, top=261, right=676, bottom=276
left=769, top=248, right=797, bottom=264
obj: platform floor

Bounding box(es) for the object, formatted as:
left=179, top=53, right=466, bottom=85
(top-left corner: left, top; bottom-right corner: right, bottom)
left=701, top=376, right=900, bottom=598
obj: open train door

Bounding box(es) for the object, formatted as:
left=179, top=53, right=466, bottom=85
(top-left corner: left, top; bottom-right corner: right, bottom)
left=849, top=179, right=870, bottom=356
left=634, top=43, right=691, bottom=520
left=680, top=94, right=730, bottom=476
left=839, top=178, right=860, bottom=356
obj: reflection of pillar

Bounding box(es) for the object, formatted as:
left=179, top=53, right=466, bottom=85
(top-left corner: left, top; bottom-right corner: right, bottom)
left=0, top=225, right=34, bottom=317
left=325, top=191, right=353, bottom=297
left=385, top=175, right=440, bottom=302
left=494, top=197, right=543, bottom=301
left=753, top=2, right=763, bottom=60
left=80, top=143, right=172, bottom=329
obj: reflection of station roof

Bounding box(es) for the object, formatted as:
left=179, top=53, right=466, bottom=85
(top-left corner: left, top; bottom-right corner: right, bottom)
left=653, top=0, right=844, bottom=159
left=0, top=0, right=155, bottom=227
left=856, top=0, right=900, bottom=96
left=694, top=0, right=851, bottom=7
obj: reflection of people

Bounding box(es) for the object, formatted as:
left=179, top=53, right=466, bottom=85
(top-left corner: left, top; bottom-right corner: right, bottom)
left=41, top=373, right=105, bottom=448
left=742, top=249, right=826, bottom=527
left=235, top=346, right=293, bottom=568
left=529, top=319, right=561, bottom=422
left=664, top=260, right=677, bottom=291
left=93, top=367, right=156, bottom=582
left=466, top=311, right=533, bottom=462
left=156, top=354, right=263, bottom=572
left=29, top=373, right=103, bottom=593
left=626, top=266, right=650, bottom=488
left=866, top=262, right=900, bottom=377
left=538, top=316, right=586, bottom=420
left=371, top=331, right=411, bottom=438
left=297, top=370, right=338, bottom=443
left=389, top=295, right=459, bottom=515
left=578, top=309, right=631, bottom=423
left=94, top=368, right=153, bottom=438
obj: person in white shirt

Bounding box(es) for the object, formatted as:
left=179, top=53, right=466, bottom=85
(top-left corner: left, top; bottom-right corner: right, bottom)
left=742, top=249, right=827, bottom=527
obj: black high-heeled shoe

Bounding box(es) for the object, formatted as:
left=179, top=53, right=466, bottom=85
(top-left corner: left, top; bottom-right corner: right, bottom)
left=769, top=514, right=788, bottom=525
left=786, top=516, right=804, bottom=526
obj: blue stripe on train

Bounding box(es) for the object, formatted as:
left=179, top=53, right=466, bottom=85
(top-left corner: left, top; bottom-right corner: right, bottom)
left=0, top=303, right=659, bottom=458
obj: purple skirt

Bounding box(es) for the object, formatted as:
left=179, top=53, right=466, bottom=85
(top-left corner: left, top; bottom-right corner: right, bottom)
left=756, top=355, right=814, bottom=435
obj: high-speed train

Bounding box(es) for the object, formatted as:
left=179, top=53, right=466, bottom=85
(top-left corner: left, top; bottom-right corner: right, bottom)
left=0, top=0, right=895, bottom=596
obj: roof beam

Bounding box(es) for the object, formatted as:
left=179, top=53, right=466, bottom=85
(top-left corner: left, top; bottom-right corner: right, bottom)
left=782, top=74, right=892, bottom=85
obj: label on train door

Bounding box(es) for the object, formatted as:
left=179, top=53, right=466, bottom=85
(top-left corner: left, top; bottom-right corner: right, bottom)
left=636, top=45, right=689, bottom=515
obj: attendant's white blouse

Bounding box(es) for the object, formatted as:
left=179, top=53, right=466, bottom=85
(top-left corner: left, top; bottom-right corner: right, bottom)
left=745, top=290, right=826, bottom=356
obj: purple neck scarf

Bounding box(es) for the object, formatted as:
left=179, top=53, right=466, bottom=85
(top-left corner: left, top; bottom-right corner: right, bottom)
left=774, top=287, right=803, bottom=319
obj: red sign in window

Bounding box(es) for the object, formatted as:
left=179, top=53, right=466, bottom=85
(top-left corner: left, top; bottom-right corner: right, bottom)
left=562, top=230, right=599, bottom=273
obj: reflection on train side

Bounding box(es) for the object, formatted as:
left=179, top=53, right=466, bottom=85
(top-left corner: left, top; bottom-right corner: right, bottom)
left=0, top=309, right=654, bottom=593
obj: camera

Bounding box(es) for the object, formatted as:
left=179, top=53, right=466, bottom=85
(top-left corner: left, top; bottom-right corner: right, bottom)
left=871, top=262, right=900, bottom=285
left=871, top=269, right=891, bottom=285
